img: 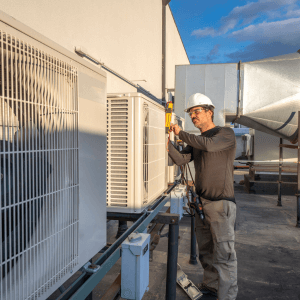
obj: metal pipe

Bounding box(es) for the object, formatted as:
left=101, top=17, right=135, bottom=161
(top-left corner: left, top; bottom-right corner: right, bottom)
left=237, top=60, right=242, bottom=118
left=297, top=112, right=300, bottom=228
left=189, top=215, right=197, bottom=265
left=250, top=166, right=296, bottom=173
left=107, top=212, right=143, bottom=221
left=75, top=48, right=161, bottom=104
left=278, top=138, right=283, bottom=206
left=101, top=64, right=161, bottom=103
left=237, top=160, right=297, bottom=164
left=115, top=220, right=128, bottom=239
left=166, top=223, right=179, bottom=300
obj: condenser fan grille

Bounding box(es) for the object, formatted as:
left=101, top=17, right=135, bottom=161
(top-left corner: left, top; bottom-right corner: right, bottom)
left=143, top=104, right=165, bottom=205
left=107, top=100, right=129, bottom=207
left=0, top=30, right=79, bottom=300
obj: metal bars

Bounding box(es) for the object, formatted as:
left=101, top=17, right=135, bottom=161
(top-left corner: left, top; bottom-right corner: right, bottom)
left=0, top=30, right=79, bottom=300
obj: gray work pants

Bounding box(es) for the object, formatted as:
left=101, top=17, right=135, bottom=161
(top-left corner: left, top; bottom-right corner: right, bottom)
left=195, top=199, right=238, bottom=300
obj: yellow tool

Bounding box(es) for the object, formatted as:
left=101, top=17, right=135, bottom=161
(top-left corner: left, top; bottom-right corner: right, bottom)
left=165, top=101, right=173, bottom=133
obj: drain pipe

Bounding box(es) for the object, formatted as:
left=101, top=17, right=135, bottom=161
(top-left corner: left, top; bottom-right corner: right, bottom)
left=162, top=0, right=171, bottom=106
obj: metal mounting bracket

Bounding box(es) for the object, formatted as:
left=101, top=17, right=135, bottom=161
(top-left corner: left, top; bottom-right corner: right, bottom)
left=83, top=262, right=101, bottom=274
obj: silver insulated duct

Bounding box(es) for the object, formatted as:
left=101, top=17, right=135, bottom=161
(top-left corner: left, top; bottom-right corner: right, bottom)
left=235, top=52, right=300, bottom=143
left=174, top=51, right=300, bottom=144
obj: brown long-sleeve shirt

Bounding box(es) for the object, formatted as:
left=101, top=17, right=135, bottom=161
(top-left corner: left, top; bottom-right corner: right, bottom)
left=168, top=126, right=236, bottom=203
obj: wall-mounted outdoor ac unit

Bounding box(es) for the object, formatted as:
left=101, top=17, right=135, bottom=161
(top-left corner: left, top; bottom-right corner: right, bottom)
left=106, top=93, right=167, bottom=213
left=0, top=11, right=107, bottom=300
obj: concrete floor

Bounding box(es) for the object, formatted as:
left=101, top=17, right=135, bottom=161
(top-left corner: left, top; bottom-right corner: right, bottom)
left=49, top=170, right=300, bottom=299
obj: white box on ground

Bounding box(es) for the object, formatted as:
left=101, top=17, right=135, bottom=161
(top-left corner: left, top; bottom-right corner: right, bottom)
left=121, top=232, right=150, bottom=300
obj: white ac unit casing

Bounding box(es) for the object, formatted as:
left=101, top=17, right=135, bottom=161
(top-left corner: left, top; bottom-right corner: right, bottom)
left=0, top=11, right=107, bottom=300
left=107, top=93, right=167, bottom=213
left=168, top=114, right=185, bottom=183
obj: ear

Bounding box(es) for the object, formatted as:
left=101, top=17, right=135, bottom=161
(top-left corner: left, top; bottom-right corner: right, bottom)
left=207, top=110, right=213, bottom=118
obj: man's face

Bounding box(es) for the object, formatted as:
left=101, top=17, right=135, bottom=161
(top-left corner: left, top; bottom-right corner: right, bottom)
left=189, top=106, right=211, bottom=128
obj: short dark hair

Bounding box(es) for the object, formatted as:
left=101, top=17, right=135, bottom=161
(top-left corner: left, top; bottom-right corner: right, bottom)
left=203, top=105, right=214, bottom=122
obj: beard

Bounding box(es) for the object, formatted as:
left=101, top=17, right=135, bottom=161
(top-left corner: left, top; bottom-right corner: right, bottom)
left=192, top=118, right=202, bottom=129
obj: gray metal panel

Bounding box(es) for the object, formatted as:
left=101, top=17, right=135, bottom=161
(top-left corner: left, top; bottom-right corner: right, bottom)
left=224, top=64, right=239, bottom=115
left=236, top=52, right=300, bottom=142
left=78, top=67, right=107, bottom=268
left=174, top=64, right=238, bottom=132
left=185, top=65, right=206, bottom=131
left=186, top=65, right=206, bottom=96
left=205, top=64, right=226, bottom=127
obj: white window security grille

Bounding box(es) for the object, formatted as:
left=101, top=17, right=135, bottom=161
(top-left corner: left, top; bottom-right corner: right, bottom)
left=107, top=93, right=167, bottom=213
left=0, top=30, right=79, bottom=300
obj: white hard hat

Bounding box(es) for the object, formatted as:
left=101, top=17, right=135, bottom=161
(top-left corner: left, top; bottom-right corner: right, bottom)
left=184, top=93, right=215, bottom=112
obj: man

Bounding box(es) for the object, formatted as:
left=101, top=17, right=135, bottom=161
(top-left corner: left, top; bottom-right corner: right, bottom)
left=168, top=93, right=238, bottom=300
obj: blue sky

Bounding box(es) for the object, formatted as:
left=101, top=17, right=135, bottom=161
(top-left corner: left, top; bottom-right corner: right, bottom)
left=169, top=0, right=300, bottom=64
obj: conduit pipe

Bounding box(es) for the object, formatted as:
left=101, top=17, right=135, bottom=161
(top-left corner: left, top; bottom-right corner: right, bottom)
left=75, top=47, right=161, bottom=104
left=250, top=165, right=297, bottom=173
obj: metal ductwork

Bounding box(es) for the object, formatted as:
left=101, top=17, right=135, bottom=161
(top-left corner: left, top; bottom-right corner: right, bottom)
left=175, top=51, right=300, bottom=143
left=235, top=52, right=300, bottom=143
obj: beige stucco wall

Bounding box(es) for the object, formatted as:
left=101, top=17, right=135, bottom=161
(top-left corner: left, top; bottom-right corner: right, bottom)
left=166, top=6, right=190, bottom=94
left=0, top=0, right=189, bottom=99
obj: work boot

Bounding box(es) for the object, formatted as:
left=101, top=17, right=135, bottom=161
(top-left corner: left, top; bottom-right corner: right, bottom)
left=197, top=283, right=218, bottom=298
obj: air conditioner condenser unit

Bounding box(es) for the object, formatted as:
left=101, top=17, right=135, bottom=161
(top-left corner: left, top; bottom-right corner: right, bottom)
left=107, top=93, right=167, bottom=213
left=0, top=11, right=107, bottom=300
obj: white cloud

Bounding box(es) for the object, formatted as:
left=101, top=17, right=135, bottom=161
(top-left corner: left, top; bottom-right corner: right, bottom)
left=226, top=41, right=299, bottom=63
left=286, top=9, right=300, bottom=17
left=230, top=18, right=300, bottom=46
left=191, top=0, right=299, bottom=38
left=191, top=27, right=216, bottom=37
left=225, top=17, right=300, bottom=62
left=206, top=44, right=221, bottom=61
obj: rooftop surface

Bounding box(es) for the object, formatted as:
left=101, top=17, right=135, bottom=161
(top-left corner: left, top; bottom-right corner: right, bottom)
left=49, top=170, right=300, bottom=300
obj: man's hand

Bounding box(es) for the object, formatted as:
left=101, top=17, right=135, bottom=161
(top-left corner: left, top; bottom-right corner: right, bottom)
left=169, top=123, right=181, bottom=136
